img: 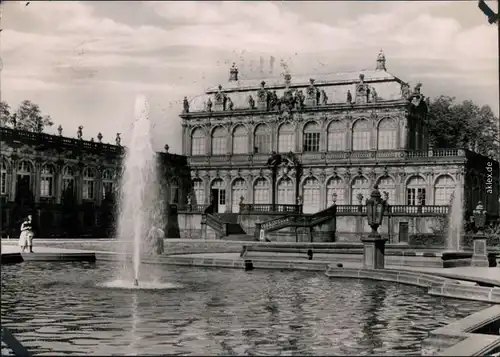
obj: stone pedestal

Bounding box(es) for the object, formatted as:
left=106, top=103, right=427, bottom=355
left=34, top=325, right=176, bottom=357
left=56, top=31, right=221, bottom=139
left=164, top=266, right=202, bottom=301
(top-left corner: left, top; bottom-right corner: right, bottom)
left=200, top=216, right=207, bottom=240
left=361, top=234, right=388, bottom=269
left=471, top=234, right=489, bottom=267
left=254, top=222, right=262, bottom=241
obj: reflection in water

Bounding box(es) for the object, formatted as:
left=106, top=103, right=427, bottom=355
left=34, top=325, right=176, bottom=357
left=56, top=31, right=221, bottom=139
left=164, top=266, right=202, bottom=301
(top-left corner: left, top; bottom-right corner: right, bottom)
left=361, top=283, right=388, bottom=355
left=1, top=262, right=491, bottom=356
left=128, top=293, right=139, bottom=356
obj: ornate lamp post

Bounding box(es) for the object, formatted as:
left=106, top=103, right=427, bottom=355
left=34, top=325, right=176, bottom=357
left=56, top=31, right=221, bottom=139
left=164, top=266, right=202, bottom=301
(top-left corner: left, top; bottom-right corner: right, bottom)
left=362, top=185, right=388, bottom=269
left=471, top=201, right=489, bottom=267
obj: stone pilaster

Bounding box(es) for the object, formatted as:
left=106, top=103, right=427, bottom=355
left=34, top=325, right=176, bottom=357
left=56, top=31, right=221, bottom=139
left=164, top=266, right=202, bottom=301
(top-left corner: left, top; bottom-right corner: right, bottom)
left=270, top=122, right=279, bottom=152
left=9, top=158, right=18, bottom=202
left=95, top=166, right=103, bottom=206
left=76, top=162, right=84, bottom=204
left=34, top=158, right=42, bottom=203
left=203, top=174, right=211, bottom=204
left=55, top=161, right=64, bottom=204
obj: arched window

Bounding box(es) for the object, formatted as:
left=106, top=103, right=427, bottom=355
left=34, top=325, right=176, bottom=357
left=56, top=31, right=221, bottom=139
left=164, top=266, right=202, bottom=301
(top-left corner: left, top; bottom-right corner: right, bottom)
left=351, top=176, right=370, bottom=204
left=211, top=126, right=227, bottom=155
left=170, top=177, right=179, bottom=204
left=326, top=177, right=345, bottom=206
left=327, top=120, right=346, bottom=152
left=254, top=124, right=271, bottom=154
left=407, top=175, right=426, bottom=206
left=232, top=125, right=248, bottom=154
left=17, top=160, right=33, bottom=193
left=40, top=164, right=55, bottom=197
left=102, top=169, right=115, bottom=200
left=302, top=176, right=320, bottom=213
left=277, top=177, right=295, bottom=205
left=62, top=166, right=75, bottom=193
left=18, top=161, right=32, bottom=174
left=278, top=123, right=295, bottom=153
left=231, top=178, right=247, bottom=213
left=377, top=118, right=397, bottom=150
left=303, top=122, right=321, bottom=152
left=192, top=178, right=205, bottom=205
left=434, top=175, right=455, bottom=205
left=83, top=167, right=96, bottom=200
left=352, top=119, right=371, bottom=151
left=191, top=128, right=206, bottom=156
left=253, top=178, right=270, bottom=205
left=1, top=159, right=8, bottom=196
left=377, top=176, right=396, bottom=205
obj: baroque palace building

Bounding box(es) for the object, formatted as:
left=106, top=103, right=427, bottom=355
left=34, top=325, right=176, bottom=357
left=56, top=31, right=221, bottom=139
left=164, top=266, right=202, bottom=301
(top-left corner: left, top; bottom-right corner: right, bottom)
left=180, top=51, right=499, bottom=217
left=0, top=127, right=190, bottom=237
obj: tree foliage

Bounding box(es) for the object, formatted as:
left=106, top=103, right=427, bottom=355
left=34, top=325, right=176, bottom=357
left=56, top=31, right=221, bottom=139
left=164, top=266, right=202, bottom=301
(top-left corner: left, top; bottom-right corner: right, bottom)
left=0, top=100, right=54, bottom=133
left=0, top=101, right=11, bottom=127
left=427, top=96, right=499, bottom=159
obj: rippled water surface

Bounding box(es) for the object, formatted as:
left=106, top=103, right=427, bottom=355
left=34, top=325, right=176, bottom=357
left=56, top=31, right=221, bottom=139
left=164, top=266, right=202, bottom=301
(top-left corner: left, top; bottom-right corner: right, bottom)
left=1, top=261, right=489, bottom=356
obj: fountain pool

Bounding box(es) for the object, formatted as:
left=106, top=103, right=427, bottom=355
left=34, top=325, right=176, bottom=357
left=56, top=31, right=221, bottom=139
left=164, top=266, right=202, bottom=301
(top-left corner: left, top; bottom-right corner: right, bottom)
left=1, top=261, right=490, bottom=356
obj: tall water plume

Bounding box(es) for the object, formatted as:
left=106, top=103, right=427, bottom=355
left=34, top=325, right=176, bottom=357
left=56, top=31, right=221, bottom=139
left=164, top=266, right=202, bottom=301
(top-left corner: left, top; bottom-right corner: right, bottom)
left=446, top=184, right=464, bottom=251
left=115, top=95, right=164, bottom=284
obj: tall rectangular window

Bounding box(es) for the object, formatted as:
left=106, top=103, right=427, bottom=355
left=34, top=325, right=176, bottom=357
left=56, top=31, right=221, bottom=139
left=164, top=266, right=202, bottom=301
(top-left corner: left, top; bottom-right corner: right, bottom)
left=232, top=126, right=248, bottom=154
left=378, top=130, right=397, bottom=150
left=0, top=172, right=6, bottom=195
left=303, top=132, right=320, bottom=152
left=191, top=137, right=205, bottom=156
left=102, top=182, right=113, bottom=199
left=254, top=133, right=271, bottom=154
left=327, top=132, right=345, bottom=151
left=407, top=188, right=426, bottom=206
left=212, top=137, right=227, bottom=155
left=40, top=177, right=53, bottom=197
left=192, top=180, right=205, bottom=205
left=232, top=138, right=248, bottom=154
left=83, top=180, right=95, bottom=200
left=278, top=123, right=295, bottom=153
left=352, top=131, right=371, bottom=150
left=278, top=133, right=294, bottom=153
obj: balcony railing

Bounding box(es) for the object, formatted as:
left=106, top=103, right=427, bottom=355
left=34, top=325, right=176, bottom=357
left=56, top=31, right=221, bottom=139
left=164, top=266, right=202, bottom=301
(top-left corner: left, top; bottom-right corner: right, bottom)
left=1, top=127, right=123, bottom=155
left=240, top=204, right=302, bottom=214
left=335, top=204, right=449, bottom=215
left=177, top=204, right=209, bottom=213
left=188, top=149, right=467, bottom=167
left=175, top=203, right=450, bottom=216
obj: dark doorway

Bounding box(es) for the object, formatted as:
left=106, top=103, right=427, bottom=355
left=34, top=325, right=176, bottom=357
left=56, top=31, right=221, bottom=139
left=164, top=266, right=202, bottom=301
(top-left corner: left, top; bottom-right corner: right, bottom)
left=211, top=189, right=219, bottom=213
left=399, top=222, right=409, bottom=244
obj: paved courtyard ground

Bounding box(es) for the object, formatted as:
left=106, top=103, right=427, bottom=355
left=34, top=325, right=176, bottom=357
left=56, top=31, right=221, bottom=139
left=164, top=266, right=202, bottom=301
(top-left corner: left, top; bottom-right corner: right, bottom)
left=2, top=241, right=498, bottom=286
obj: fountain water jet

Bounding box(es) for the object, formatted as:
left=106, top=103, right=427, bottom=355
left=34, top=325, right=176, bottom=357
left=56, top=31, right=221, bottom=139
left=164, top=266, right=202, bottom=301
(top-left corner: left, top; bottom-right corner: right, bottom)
left=101, top=95, right=173, bottom=290
left=445, top=184, right=464, bottom=251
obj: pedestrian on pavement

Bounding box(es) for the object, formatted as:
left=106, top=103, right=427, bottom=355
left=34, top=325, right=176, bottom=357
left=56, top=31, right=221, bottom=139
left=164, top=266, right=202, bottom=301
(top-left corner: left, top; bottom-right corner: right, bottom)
left=18, top=215, right=34, bottom=253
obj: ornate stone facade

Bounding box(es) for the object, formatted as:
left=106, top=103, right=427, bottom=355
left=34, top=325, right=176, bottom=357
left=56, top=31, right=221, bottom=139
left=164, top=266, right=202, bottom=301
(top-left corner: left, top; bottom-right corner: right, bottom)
left=0, top=127, right=190, bottom=237
left=180, top=54, right=500, bottom=217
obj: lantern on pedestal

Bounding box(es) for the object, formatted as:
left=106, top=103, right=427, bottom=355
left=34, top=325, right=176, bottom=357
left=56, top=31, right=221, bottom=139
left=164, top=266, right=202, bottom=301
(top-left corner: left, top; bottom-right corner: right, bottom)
left=365, top=185, right=387, bottom=237
left=471, top=201, right=489, bottom=267
left=473, top=201, right=486, bottom=233
left=361, top=185, right=388, bottom=269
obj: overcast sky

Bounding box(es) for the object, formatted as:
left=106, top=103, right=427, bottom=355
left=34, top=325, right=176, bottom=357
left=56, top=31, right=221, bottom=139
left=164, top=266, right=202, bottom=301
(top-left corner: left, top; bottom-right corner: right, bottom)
left=2, top=1, right=498, bottom=153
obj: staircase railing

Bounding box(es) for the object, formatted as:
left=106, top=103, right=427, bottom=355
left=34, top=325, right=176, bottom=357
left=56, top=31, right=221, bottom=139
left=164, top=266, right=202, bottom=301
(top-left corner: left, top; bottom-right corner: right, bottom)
left=260, top=204, right=338, bottom=233
left=261, top=215, right=298, bottom=231
left=205, top=213, right=227, bottom=237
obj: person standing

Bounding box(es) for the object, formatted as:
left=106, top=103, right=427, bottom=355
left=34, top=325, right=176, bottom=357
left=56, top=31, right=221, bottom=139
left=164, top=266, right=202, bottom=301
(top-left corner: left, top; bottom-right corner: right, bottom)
left=18, top=215, right=34, bottom=253
left=148, top=225, right=164, bottom=255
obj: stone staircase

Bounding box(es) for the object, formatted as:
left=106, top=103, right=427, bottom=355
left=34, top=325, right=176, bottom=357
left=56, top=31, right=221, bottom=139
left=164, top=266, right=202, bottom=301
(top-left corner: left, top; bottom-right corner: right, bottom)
left=212, top=213, right=253, bottom=240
